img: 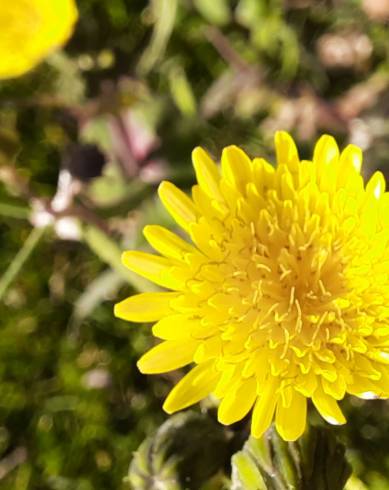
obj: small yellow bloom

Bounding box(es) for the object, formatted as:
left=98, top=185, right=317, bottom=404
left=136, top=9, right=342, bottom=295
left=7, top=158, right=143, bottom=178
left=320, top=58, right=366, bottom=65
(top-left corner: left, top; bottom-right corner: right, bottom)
left=0, top=0, right=78, bottom=79
left=115, top=132, right=389, bottom=441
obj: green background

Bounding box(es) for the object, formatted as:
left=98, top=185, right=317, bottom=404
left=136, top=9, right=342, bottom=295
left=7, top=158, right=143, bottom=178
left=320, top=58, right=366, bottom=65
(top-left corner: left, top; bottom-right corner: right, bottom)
left=1, top=0, right=389, bottom=488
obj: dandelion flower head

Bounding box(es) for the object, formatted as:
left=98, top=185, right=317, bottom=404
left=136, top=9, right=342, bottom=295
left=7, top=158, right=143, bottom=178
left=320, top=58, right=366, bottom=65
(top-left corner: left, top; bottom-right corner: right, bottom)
left=115, top=132, right=389, bottom=441
left=0, top=0, right=78, bottom=79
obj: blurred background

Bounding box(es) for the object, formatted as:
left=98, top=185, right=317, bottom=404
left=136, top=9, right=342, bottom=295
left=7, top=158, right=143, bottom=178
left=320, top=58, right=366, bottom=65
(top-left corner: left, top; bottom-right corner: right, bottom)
left=2, top=0, right=389, bottom=488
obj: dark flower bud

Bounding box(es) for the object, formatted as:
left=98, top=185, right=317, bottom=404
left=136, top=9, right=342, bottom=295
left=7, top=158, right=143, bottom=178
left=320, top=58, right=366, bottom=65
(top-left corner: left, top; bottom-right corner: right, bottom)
left=62, top=143, right=106, bottom=182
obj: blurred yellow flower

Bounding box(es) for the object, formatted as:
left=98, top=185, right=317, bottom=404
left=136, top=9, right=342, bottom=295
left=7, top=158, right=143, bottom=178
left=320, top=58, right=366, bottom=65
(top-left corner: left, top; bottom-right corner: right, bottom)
left=115, top=132, right=389, bottom=441
left=0, top=0, right=78, bottom=79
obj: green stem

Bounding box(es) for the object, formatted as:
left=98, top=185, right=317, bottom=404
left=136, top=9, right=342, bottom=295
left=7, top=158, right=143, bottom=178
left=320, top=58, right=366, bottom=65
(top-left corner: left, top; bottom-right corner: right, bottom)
left=0, top=203, right=30, bottom=220
left=0, top=226, right=45, bottom=300
left=82, top=225, right=155, bottom=293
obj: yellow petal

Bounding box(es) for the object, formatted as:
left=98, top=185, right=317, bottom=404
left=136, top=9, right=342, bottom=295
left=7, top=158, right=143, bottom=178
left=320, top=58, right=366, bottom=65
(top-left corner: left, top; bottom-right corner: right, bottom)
left=143, top=225, right=197, bottom=260
left=213, top=364, right=237, bottom=398
left=366, top=171, right=386, bottom=200
left=163, top=361, right=219, bottom=413
left=114, top=292, right=178, bottom=322
left=189, top=219, right=224, bottom=260
left=274, top=131, right=299, bottom=171
left=275, top=390, right=307, bottom=441
left=218, top=377, right=257, bottom=425
left=158, top=181, right=198, bottom=231
left=252, top=158, right=275, bottom=194
left=192, top=147, right=223, bottom=200
left=194, top=336, right=223, bottom=363
left=322, top=375, right=346, bottom=400
left=152, top=315, right=197, bottom=340
left=0, top=0, right=78, bottom=79
left=221, top=145, right=252, bottom=192
left=122, top=251, right=183, bottom=290
left=338, top=144, right=362, bottom=176
left=312, top=385, right=346, bottom=425
left=191, top=185, right=225, bottom=222
left=251, top=377, right=279, bottom=438
left=313, top=134, right=339, bottom=168
left=137, top=340, right=198, bottom=374
left=347, top=374, right=384, bottom=399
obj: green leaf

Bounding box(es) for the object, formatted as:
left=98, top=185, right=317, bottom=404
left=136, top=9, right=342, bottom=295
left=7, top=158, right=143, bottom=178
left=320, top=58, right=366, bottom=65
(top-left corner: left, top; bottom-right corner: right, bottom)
left=72, top=269, right=124, bottom=324
left=82, top=225, right=155, bottom=293
left=231, top=451, right=267, bottom=490
left=127, top=411, right=231, bottom=489
left=168, top=64, right=197, bottom=117
left=193, top=0, right=231, bottom=26
left=230, top=426, right=351, bottom=490
left=0, top=202, right=29, bottom=219
left=0, top=226, right=45, bottom=301
left=137, top=0, right=178, bottom=75
left=47, top=51, right=85, bottom=105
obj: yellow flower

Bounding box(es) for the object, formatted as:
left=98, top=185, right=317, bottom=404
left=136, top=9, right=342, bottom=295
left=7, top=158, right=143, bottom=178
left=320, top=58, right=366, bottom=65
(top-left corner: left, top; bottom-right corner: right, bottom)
left=0, top=0, right=78, bottom=79
left=115, top=132, right=389, bottom=441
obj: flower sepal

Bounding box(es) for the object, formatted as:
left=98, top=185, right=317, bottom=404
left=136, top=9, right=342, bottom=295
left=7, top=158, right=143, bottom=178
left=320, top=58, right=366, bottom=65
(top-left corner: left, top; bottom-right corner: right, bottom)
left=231, top=425, right=352, bottom=490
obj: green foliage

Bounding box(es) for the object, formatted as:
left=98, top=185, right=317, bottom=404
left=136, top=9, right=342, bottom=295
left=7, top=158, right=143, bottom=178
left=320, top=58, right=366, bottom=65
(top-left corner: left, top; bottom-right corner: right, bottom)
left=1, top=0, right=389, bottom=488
left=231, top=426, right=351, bottom=490
left=127, top=411, right=231, bottom=489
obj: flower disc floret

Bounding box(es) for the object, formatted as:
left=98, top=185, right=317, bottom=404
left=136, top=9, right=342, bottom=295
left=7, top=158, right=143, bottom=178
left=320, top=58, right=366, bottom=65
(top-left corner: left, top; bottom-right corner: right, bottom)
left=115, top=132, right=389, bottom=441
